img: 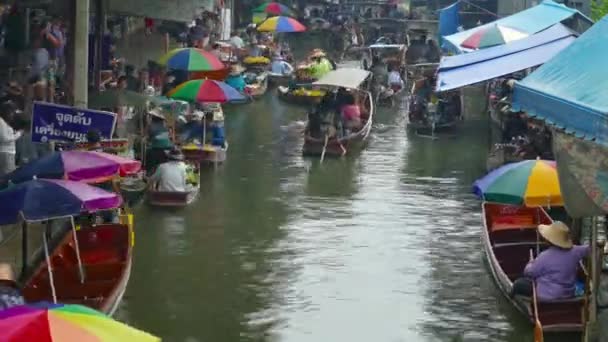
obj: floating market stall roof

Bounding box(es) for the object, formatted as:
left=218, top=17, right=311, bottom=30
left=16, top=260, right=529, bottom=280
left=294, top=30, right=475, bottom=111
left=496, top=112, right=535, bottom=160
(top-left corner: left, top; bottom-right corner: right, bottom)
left=436, top=24, right=577, bottom=92
left=442, top=0, right=589, bottom=54
left=512, top=16, right=608, bottom=144
left=313, top=68, right=371, bottom=89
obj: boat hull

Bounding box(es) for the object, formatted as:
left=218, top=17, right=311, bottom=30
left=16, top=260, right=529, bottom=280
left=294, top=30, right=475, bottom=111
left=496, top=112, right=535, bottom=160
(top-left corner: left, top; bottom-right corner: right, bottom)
left=147, top=186, right=200, bottom=207
left=182, top=143, right=228, bottom=165
left=481, top=202, right=585, bottom=333
left=22, top=223, right=133, bottom=316
left=303, top=91, right=374, bottom=157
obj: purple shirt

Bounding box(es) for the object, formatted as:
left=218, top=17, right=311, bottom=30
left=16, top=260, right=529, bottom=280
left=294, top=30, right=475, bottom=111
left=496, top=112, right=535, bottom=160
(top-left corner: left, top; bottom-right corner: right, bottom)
left=524, top=245, right=589, bottom=301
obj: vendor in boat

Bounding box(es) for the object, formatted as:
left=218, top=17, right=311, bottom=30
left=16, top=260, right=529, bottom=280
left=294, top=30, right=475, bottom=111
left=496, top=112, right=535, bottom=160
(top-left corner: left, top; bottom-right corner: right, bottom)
left=179, top=110, right=205, bottom=143
left=511, top=222, right=590, bottom=301
left=210, top=111, right=226, bottom=148
left=146, top=132, right=173, bottom=174
left=388, top=66, right=405, bottom=92
left=271, top=54, right=294, bottom=76
left=225, top=65, right=246, bottom=93
left=308, top=56, right=332, bottom=81
left=147, top=108, right=168, bottom=140
left=149, top=148, right=188, bottom=192
left=0, top=263, right=24, bottom=310
left=340, top=93, right=362, bottom=133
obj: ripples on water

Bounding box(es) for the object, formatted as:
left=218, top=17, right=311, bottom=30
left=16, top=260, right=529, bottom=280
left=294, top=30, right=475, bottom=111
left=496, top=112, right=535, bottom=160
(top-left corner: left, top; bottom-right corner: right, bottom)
left=125, top=82, right=568, bottom=341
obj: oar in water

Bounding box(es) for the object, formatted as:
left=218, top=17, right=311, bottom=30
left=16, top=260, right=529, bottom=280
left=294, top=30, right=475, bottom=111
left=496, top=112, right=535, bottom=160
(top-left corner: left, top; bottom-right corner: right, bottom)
left=529, top=250, right=544, bottom=342
left=320, top=135, right=329, bottom=163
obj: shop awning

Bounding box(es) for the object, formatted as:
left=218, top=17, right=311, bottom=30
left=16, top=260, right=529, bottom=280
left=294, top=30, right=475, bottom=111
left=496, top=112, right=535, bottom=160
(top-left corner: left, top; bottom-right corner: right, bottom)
left=436, top=24, right=577, bottom=92
left=512, top=16, right=608, bottom=145
left=442, top=0, right=589, bottom=54
left=313, top=69, right=371, bottom=89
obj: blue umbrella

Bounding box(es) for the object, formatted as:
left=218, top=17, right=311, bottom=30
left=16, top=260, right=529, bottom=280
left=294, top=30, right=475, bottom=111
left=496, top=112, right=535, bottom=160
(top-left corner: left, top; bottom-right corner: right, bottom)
left=0, top=179, right=122, bottom=225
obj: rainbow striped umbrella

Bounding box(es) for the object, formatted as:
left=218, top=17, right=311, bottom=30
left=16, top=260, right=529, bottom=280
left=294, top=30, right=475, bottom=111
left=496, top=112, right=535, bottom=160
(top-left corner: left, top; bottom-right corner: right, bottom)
left=158, top=48, right=224, bottom=71
left=0, top=303, right=159, bottom=341
left=168, top=79, right=245, bottom=103
left=461, top=24, right=528, bottom=49
left=253, top=2, right=292, bottom=15
left=473, top=159, right=562, bottom=207
left=257, top=16, right=306, bottom=33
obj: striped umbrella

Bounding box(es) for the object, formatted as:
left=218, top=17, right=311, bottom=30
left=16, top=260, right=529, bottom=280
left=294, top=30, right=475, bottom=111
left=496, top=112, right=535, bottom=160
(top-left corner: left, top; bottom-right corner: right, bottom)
left=257, top=16, right=306, bottom=33
left=253, top=2, right=292, bottom=15
left=461, top=24, right=528, bottom=49
left=472, top=159, right=562, bottom=207
left=167, top=79, right=245, bottom=103
left=158, top=48, right=225, bottom=71
left=0, top=303, right=159, bottom=341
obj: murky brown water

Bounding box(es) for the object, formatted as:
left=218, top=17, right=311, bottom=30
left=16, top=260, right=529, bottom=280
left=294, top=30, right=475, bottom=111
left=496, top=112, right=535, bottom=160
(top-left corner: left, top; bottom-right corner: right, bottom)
left=115, top=36, right=578, bottom=342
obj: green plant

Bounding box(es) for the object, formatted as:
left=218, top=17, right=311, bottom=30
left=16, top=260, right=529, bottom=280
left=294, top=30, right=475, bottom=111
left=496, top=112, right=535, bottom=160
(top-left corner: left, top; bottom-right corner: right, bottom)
left=591, top=0, right=608, bottom=21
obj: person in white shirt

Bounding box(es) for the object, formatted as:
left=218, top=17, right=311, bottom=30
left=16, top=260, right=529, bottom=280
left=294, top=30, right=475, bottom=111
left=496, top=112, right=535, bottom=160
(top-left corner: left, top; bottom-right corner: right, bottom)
left=388, top=67, right=405, bottom=92
left=150, top=148, right=188, bottom=192
left=270, top=55, right=294, bottom=76
left=229, top=31, right=244, bottom=49
left=0, top=102, right=22, bottom=176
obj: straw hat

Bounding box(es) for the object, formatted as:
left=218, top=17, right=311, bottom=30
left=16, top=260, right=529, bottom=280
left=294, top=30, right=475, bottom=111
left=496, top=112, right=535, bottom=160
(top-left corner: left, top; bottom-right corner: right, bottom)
left=310, top=49, right=326, bottom=58
left=538, top=221, right=573, bottom=249
left=148, top=108, right=165, bottom=120
left=230, top=64, right=246, bottom=76
left=0, top=263, right=16, bottom=283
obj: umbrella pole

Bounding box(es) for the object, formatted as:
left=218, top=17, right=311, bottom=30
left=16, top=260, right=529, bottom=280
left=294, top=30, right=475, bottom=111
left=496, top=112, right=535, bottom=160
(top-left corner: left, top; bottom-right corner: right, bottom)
left=203, top=111, right=207, bottom=145
left=70, top=217, right=86, bottom=284
left=42, top=229, right=57, bottom=304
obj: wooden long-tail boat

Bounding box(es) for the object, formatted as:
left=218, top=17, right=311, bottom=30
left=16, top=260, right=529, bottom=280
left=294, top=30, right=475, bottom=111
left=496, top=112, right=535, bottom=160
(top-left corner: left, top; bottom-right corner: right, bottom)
left=147, top=163, right=201, bottom=207
left=303, top=68, right=374, bottom=157
left=22, top=221, right=133, bottom=316
left=147, top=187, right=200, bottom=207
left=482, top=202, right=586, bottom=332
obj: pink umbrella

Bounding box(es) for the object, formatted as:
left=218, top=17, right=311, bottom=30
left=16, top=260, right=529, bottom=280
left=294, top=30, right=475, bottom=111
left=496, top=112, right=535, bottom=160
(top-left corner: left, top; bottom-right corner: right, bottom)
left=5, top=151, right=141, bottom=184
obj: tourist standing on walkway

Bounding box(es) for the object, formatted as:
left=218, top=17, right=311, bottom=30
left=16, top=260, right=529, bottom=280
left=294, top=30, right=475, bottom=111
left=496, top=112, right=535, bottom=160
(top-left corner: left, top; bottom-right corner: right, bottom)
left=0, top=102, right=22, bottom=177
left=28, top=36, right=50, bottom=102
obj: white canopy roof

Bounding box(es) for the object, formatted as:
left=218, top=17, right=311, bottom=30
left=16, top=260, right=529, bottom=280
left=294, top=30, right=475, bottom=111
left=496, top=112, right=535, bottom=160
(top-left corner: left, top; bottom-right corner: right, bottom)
left=313, top=68, right=371, bottom=89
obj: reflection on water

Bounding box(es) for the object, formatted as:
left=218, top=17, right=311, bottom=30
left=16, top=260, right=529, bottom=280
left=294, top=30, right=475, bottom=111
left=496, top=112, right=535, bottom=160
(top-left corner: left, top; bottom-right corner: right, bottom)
left=121, top=47, right=575, bottom=341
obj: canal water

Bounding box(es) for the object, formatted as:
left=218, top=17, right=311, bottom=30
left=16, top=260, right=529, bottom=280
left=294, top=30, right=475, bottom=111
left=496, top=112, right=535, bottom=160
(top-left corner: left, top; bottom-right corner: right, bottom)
left=114, top=36, right=576, bottom=342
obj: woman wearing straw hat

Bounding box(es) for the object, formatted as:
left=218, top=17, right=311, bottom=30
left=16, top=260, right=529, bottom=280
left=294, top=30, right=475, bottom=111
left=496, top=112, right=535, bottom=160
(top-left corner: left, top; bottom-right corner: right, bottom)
left=511, top=221, right=590, bottom=301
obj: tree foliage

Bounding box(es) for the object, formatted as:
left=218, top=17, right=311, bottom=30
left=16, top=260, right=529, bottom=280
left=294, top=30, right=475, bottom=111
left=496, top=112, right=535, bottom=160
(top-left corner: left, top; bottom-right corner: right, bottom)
left=591, top=0, right=608, bottom=21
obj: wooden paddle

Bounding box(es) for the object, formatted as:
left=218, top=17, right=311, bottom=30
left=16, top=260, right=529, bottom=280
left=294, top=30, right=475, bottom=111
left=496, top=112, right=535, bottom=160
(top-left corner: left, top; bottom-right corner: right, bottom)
left=529, top=250, right=544, bottom=342
left=320, top=134, right=329, bottom=163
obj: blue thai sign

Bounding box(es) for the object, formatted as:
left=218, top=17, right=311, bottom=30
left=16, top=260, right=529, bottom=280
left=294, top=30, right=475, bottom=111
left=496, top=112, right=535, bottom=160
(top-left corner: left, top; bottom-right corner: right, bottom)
left=31, top=102, right=117, bottom=143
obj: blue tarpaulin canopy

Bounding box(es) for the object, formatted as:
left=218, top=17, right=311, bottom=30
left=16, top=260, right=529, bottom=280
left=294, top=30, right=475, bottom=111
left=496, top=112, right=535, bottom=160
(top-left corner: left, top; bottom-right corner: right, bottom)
left=512, top=16, right=608, bottom=144
left=436, top=24, right=577, bottom=92
left=442, top=0, right=588, bottom=54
